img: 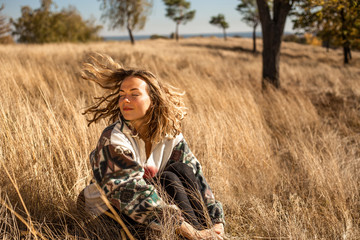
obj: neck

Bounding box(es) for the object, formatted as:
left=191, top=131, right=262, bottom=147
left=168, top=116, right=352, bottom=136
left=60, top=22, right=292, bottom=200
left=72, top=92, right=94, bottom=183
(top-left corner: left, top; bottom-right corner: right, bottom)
left=131, top=119, right=150, bottom=142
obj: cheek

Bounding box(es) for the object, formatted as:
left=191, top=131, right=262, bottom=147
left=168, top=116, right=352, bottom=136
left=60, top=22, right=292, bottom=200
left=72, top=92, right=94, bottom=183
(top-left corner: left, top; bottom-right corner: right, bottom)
left=141, top=97, right=151, bottom=112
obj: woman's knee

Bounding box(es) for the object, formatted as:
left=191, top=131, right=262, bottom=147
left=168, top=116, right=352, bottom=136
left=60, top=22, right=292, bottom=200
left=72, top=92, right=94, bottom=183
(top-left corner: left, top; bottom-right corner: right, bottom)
left=160, top=170, right=178, bottom=182
left=165, top=162, right=197, bottom=185
left=165, top=162, right=195, bottom=179
left=159, top=171, right=182, bottom=188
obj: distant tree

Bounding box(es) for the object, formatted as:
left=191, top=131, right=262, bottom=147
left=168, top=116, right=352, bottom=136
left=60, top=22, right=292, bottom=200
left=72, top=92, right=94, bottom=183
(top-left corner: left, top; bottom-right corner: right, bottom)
left=292, top=0, right=360, bottom=64
left=98, top=0, right=152, bottom=45
left=56, top=6, right=103, bottom=42
left=209, top=14, right=229, bottom=41
left=0, top=4, right=13, bottom=44
left=236, top=0, right=259, bottom=52
left=256, top=0, right=296, bottom=89
left=11, top=0, right=102, bottom=43
left=163, top=0, right=196, bottom=41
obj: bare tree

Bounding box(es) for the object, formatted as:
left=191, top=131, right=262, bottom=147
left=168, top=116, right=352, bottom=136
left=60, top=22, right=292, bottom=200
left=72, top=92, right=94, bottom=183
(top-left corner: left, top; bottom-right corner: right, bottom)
left=99, top=0, right=152, bottom=45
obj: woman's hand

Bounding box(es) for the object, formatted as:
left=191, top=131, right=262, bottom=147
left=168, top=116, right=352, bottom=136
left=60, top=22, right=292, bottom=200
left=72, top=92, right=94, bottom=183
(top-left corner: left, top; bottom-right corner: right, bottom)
left=195, top=229, right=223, bottom=240
left=177, top=221, right=198, bottom=239
left=177, top=221, right=224, bottom=240
left=212, top=223, right=225, bottom=237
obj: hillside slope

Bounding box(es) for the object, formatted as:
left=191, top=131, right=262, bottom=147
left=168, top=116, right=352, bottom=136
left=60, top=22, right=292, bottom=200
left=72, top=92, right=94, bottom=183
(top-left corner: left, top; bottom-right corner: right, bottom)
left=0, top=37, right=359, bottom=239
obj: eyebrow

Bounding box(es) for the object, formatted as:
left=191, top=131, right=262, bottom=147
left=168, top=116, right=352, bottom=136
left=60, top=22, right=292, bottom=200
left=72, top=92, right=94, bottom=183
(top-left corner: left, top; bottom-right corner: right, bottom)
left=120, top=88, right=140, bottom=92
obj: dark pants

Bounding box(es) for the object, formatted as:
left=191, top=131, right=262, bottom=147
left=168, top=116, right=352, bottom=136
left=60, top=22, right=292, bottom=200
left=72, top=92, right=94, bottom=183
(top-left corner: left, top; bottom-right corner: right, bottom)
left=97, top=162, right=207, bottom=239
left=159, top=162, right=207, bottom=230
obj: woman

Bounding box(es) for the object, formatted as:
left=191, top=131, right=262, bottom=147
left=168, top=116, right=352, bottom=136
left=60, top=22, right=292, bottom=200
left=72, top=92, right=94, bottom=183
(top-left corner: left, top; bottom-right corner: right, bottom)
left=82, top=54, right=225, bottom=239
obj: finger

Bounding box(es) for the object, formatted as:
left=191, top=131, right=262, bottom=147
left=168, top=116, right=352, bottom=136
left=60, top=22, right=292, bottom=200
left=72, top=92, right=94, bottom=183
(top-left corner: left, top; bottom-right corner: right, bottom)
left=215, top=231, right=224, bottom=238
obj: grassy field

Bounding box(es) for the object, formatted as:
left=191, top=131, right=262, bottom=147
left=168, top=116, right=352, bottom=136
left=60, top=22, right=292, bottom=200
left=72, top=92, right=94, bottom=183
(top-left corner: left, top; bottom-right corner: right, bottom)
left=0, top=37, right=359, bottom=239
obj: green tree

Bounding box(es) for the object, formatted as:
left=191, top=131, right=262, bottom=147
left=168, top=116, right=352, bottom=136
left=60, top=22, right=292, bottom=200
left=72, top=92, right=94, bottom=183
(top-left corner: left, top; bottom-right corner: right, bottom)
left=163, top=0, right=195, bottom=41
left=11, top=0, right=102, bottom=43
left=209, top=14, right=229, bottom=41
left=256, top=0, right=296, bottom=89
left=55, top=6, right=103, bottom=42
left=98, top=0, right=152, bottom=45
left=236, top=0, right=259, bottom=52
left=293, top=0, right=360, bottom=64
left=0, top=4, right=13, bottom=44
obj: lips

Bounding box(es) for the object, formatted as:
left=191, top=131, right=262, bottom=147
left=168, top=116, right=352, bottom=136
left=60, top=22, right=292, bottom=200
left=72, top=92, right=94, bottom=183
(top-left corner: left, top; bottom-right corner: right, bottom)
left=122, top=106, right=133, bottom=111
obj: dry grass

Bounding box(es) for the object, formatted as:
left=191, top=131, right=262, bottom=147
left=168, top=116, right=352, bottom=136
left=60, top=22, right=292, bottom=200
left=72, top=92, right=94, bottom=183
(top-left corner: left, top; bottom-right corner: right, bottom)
left=0, top=37, right=359, bottom=239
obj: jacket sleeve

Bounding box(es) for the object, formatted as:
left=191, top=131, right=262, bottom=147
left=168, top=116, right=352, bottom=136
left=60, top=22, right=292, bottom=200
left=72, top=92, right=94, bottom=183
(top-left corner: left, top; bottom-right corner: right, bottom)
left=90, top=133, right=165, bottom=225
left=167, top=140, right=225, bottom=225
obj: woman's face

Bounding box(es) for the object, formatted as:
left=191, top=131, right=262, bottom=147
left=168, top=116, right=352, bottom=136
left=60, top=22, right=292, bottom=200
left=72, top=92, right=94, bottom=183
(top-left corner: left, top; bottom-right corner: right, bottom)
left=119, top=76, right=151, bottom=122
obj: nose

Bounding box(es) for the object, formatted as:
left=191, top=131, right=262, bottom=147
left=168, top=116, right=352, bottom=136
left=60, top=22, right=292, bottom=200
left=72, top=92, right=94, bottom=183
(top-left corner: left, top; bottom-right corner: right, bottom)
left=119, top=95, right=130, bottom=103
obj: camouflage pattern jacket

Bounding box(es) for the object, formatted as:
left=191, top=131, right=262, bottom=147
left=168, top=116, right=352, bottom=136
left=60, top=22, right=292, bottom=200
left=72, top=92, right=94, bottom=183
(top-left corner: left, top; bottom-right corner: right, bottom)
left=88, top=119, right=225, bottom=227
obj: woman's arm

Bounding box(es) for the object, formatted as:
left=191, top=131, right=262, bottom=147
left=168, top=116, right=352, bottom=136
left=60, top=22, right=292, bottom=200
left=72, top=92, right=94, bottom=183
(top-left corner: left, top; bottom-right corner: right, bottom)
left=177, top=221, right=198, bottom=239
left=177, top=221, right=224, bottom=240
left=90, top=130, right=167, bottom=225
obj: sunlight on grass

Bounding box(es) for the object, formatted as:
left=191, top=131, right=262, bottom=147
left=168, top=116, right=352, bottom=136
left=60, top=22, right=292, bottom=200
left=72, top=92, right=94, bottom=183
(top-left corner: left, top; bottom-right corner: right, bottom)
left=0, top=37, right=359, bottom=239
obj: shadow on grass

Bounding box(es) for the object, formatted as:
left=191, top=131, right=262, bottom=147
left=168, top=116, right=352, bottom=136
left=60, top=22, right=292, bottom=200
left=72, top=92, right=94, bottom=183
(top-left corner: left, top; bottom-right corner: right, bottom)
left=181, top=42, right=260, bottom=55
left=181, top=42, right=358, bottom=68
left=182, top=42, right=315, bottom=60
left=280, top=52, right=312, bottom=61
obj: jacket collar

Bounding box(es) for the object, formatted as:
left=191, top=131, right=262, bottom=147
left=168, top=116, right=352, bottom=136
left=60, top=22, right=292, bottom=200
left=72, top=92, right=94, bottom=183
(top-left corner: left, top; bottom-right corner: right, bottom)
left=119, top=118, right=138, bottom=137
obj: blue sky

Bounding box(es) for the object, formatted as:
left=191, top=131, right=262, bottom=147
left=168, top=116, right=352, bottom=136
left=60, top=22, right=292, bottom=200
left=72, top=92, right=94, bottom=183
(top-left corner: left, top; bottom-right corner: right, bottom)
left=0, top=0, right=294, bottom=37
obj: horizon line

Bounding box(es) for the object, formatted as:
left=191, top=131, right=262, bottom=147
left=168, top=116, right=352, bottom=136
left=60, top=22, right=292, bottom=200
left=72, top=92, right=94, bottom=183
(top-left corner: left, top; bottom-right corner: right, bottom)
left=100, top=31, right=295, bottom=38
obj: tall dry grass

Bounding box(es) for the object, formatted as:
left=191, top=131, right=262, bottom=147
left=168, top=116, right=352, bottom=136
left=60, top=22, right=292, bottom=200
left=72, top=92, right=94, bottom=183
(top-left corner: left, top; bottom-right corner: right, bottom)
left=0, top=37, right=359, bottom=239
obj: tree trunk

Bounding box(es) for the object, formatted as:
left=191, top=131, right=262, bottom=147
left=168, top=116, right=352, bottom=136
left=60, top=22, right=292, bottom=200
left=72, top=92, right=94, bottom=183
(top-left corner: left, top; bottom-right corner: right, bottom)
left=175, top=22, right=179, bottom=41
left=343, top=47, right=348, bottom=64
left=252, top=23, right=258, bottom=53
left=325, top=40, right=330, bottom=52
left=127, top=26, right=135, bottom=45
left=343, top=44, right=351, bottom=64
left=223, top=28, right=227, bottom=41
left=340, top=8, right=350, bottom=64
left=349, top=48, right=352, bottom=60
left=256, top=0, right=292, bottom=89
left=262, top=25, right=281, bottom=88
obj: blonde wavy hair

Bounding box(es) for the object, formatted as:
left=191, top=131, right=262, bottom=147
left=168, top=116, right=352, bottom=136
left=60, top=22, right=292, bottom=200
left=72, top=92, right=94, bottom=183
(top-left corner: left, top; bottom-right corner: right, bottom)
left=81, top=53, right=187, bottom=143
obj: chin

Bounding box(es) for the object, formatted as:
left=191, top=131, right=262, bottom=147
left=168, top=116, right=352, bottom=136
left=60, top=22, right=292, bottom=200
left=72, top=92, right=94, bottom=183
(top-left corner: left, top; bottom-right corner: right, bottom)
left=121, top=114, right=134, bottom=121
